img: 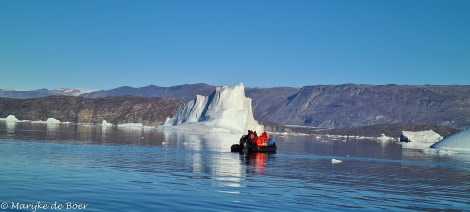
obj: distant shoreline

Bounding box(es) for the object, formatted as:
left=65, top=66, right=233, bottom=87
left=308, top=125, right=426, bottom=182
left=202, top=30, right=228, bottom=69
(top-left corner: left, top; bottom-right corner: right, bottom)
left=262, top=120, right=458, bottom=137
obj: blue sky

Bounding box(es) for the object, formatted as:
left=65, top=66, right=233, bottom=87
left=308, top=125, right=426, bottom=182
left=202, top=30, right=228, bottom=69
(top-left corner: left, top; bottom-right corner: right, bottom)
left=1, top=0, right=469, bottom=90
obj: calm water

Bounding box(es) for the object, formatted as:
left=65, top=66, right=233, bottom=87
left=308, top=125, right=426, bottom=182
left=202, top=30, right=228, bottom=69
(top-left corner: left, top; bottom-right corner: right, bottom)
left=1, top=121, right=470, bottom=211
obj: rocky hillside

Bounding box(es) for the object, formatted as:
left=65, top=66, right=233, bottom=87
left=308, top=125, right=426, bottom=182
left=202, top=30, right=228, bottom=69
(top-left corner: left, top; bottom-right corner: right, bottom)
left=2, top=84, right=469, bottom=130
left=246, top=87, right=300, bottom=120
left=261, top=84, right=470, bottom=130
left=0, top=96, right=185, bottom=126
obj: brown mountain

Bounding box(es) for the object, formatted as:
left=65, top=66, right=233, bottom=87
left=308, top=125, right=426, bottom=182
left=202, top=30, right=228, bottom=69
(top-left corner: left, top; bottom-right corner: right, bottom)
left=0, top=96, right=185, bottom=126
left=1, top=84, right=469, bottom=131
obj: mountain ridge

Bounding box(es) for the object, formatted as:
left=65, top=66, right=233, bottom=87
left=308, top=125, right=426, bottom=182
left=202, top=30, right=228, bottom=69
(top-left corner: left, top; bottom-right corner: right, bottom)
left=0, top=88, right=97, bottom=99
left=79, top=83, right=215, bottom=100
left=1, top=83, right=469, bottom=130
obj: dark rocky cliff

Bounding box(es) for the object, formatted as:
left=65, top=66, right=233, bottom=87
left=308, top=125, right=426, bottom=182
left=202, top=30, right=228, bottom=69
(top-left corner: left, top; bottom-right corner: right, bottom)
left=246, top=87, right=300, bottom=120
left=0, top=96, right=185, bottom=126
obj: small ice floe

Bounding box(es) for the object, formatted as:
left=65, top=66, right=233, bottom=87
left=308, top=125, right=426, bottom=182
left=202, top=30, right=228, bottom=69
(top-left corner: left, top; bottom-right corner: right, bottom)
left=117, top=123, right=143, bottom=128
left=400, top=130, right=443, bottom=149
left=101, top=120, right=114, bottom=127
left=331, top=158, right=343, bottom=164
left=422, top=148, right=458, bottom=156
left=379, top=133, right=395, bottom=142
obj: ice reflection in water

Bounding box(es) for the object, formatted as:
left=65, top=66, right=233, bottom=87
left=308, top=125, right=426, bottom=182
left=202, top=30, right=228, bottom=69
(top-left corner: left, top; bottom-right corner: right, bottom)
left=160, top=129, right=245, bottom=190
left=5, top=120, right=16, bottom=134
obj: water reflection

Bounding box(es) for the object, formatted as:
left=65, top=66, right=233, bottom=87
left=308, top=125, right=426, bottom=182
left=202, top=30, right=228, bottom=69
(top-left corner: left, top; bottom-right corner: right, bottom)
left=238, top=152, right=275, bottom=176
left=0, top=121, right=168, bottom=146
left=2, top=122, right=470, bottom=211
left=159, top=129, right=240, bottom=152
left=275, top=134, right=403, bottom=160
left=5, top=120, right=16, bottom=135
left=0, top=121, right=251, bottom=192
left=159, top=129, right=245, bottom=188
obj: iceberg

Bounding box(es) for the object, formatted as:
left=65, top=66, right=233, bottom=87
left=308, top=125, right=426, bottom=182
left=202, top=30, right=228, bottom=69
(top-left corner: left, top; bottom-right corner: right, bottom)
left=399, top=130, right=443, bottom=149
left=0, top=115, right=62, bottom=124
left=331, top=159, right=343, bottom=164
left=0, top=115, right=19, bottom=122
left=31, top=118, right=62, bottom=124
left=101, top=120, right=114, bottom=127
left=46, top=118, right=61, bottom=124
left=431, top=128, right=470, bottom=151
left=163, top=83, right=263, bottom=134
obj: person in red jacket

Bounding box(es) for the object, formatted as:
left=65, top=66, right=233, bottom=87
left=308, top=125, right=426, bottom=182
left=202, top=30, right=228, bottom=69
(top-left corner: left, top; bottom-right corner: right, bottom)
left=261, top=132, right=268, bottom=140
left=255, top=131, right=269, bottom=147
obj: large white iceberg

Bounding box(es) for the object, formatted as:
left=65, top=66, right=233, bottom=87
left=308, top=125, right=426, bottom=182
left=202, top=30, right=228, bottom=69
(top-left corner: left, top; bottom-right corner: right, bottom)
left=163, top=83, right=264, bottom=134
left=431, top=128, right=470, bottom=151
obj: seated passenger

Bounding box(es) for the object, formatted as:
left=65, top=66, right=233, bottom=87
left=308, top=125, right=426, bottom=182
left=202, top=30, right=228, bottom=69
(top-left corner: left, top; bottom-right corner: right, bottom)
left=240, top=135, right=246, bottom=146
left=249, top=131, right=255, bottom=142
left=261, top=132, right=268, bottom=140
left=255, top=137, right=264, bottom=147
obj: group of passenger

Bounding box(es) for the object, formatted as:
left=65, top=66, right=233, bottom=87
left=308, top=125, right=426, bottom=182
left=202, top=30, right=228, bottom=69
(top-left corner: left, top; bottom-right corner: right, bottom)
left=240, top=130, right=271, bottom=147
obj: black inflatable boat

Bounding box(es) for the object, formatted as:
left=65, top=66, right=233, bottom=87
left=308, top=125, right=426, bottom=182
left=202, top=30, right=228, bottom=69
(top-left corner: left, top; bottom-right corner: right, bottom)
left=231, top=143, right=277, bottom=153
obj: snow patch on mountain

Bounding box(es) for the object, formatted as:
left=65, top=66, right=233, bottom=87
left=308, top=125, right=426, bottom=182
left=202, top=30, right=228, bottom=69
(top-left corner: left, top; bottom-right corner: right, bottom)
left=51, top=88, right=98, bottom=96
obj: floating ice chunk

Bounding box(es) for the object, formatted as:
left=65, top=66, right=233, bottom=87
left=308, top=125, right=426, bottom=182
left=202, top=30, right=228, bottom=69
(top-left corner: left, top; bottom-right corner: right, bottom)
left=101, top=120, right=114, bottom=127
left=0, top=115, right=19, bottom=122
left=378, top=133, right=395, bottom=142
left=422, top=148, right=458, bottom=155
left=118, top=123, right=143, bottom=128
left=46, top=118, right=61, bottom=124
left=31, top=118, right=61, bottom=124
left=0, top=115, right=62, bottom=123
left=331, top=159, right=343, bottom=164
left=400, top=130, right=443, bottom=149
